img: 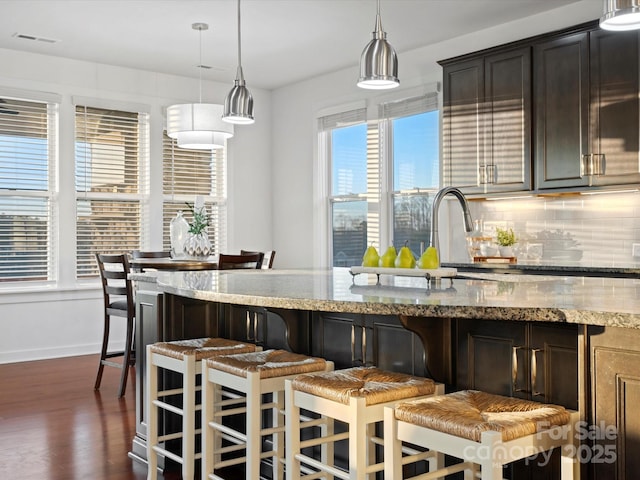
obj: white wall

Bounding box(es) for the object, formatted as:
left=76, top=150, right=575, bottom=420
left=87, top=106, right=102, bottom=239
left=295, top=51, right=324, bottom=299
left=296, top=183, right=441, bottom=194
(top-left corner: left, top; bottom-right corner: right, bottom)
left=271, top=1, right=603, bottom=268
left=0, top=48, right=272, bottom=363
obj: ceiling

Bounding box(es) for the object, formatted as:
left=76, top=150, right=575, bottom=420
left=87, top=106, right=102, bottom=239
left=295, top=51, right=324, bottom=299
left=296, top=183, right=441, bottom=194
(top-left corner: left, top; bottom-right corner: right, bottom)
left=0, top=0, right=588, bottom=90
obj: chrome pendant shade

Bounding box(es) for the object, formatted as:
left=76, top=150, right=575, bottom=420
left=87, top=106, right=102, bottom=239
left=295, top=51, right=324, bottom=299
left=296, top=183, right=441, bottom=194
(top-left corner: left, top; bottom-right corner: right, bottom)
left=600, top=0, right=640, bottom=31
left=166, top=23, right=233, bottom=150
left=223, top=0, right=255, bottom=124
left=357, top=0, right=399, bottom=90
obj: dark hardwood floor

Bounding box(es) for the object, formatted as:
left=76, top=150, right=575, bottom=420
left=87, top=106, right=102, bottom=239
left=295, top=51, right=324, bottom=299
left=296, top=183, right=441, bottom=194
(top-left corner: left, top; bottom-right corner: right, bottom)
left=0, top=354, right=180, bottom=480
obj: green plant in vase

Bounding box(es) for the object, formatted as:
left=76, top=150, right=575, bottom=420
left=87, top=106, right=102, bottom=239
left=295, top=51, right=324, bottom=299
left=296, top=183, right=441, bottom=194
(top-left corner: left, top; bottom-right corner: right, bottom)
left=183, top=201, right=212, bottom=258
left=495, top=227, right=516, bottom=257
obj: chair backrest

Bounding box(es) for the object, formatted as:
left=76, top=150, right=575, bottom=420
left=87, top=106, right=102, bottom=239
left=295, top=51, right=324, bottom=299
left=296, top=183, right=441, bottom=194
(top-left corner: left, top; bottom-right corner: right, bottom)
left=218, top=253, right=262, bottom=270
left=131, top=250, right=171, bottom=259
left=95, top=253, right=134, bottom=317
left=240, top=249, right=276, bottom=269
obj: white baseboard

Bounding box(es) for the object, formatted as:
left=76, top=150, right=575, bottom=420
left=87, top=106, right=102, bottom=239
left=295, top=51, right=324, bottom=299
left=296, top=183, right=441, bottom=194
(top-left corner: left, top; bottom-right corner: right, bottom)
left=0, top=341, right=125, bottom=364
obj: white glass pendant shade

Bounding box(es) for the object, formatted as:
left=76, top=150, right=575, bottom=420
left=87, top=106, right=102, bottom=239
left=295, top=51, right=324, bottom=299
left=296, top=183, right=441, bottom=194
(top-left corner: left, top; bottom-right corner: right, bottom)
left=601, top=0, right=640, bottom=30
left=357, top=2, right=399, bottom=90
left=166, top=103, right=233, bottom=149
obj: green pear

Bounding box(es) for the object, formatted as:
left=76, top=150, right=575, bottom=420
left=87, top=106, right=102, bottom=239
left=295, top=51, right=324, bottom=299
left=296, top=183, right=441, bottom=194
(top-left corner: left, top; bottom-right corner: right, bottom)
left=379, top=246, right=397, bottom=268
left=361, top=245, right=379, bottom=267
left=417, top=246, right=439, bottom=269
left=395, top=244, right=416, bottom=268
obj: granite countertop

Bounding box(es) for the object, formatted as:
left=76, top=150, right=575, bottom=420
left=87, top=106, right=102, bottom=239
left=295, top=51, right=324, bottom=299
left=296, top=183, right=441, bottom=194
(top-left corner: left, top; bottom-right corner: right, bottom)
left=155, top=267, right=640, bottom=329
left=443, top=262, right=640, bottom=279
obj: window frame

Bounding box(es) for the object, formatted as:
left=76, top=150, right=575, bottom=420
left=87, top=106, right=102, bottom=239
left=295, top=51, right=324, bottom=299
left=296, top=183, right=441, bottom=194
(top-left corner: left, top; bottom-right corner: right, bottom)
left=318, top=87, right=441, bottom=267
left=0, top=91, right=60, bottom=286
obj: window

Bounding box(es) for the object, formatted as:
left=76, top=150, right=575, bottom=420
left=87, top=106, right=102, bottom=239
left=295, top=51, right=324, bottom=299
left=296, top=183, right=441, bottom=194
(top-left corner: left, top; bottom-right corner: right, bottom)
left=321, top=92, right=439, bottom=266
left=75, top=105, right=149, bottom=277
left=162, top=133, right=227, bottom=255
left=0, top=95, right=58, bottom=283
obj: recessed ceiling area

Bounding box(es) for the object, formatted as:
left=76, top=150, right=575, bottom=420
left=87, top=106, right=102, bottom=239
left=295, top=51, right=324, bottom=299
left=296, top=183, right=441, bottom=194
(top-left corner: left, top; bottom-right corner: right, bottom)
left=0, top=0, right=588, bottom=90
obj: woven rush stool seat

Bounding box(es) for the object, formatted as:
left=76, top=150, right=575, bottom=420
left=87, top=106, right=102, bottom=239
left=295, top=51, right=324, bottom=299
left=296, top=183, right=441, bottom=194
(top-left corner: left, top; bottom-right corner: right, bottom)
left=146, top=337, right=257, bottom=480
left=285, top=366, right=444, bottom=480
left=384, top=390, right=580, bottom=480
left=202, top=349, right=332, bottom=480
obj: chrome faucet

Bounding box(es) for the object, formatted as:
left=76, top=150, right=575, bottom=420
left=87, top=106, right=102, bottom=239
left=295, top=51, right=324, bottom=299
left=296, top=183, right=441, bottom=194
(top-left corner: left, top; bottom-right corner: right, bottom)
left=430, top=187, right=474, bottom=260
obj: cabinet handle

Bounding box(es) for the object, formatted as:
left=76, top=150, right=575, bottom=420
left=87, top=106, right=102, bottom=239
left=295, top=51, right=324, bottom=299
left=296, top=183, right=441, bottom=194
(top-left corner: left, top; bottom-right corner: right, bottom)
left=512, top=346, right=526, bottom=393
left=362, top=326, right=367, bottom=365
left=531, top=348, right=544, bottom=397
left=351, top=325, right=355, bottom=363
left=246, top=311, right=253, bottom=341
left=479, top=164, right=497, bottom=185
left=581, top=153, right=606, bottom=177
left=254, top=312, right=259, bottom=343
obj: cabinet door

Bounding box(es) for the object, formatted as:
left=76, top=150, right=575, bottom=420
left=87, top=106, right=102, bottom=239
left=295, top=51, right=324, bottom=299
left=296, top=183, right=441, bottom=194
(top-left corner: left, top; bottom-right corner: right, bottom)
left=529, top=323, right=578, bottom=409
left=484, top=47, right=531, bottom=192
left=442, top=58, right=485, bottom=192
left=590, top=29, right=640, bottom=186
left=364, top=315, right=428, bottom=377
left=534, top=32, right=590, bottom=189
left=590, top=326, right=640, bottom=480
left=311, top=312, right=363, bottom=369
left=456, top=319, right=528, bottom=399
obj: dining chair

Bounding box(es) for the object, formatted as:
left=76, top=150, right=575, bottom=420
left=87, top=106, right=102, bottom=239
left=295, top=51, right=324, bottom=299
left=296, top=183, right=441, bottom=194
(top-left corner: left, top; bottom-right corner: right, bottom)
left=94, top=253, right=136, bottom=397
left=131, top=250, right=171, bottom=259
left=218, top=253, right=262, bottom=270
left=240, top=250, right=276, bottom=269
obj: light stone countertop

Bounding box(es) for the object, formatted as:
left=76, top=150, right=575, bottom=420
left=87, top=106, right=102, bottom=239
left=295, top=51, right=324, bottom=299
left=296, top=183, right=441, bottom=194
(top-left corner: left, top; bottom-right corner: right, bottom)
left=154, top=267, right=640, bottom=329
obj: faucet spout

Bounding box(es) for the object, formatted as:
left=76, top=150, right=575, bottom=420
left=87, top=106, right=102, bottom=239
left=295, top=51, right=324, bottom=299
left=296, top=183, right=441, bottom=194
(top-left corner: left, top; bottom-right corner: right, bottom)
left=430, top=187, right=473, bottom=260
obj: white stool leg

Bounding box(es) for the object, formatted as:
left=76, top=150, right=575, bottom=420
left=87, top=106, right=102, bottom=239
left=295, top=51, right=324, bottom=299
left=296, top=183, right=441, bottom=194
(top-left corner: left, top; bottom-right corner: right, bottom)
left=146, top=348, right=158, bottom=480
left=349, top=397, right=367, bottom=480
left=480, top=431, right=503, bottom=480
left=383, top=407, right=402, bottom=480
left=561, top=411, right=580, bottom=480
left=246, top=371, right=261, bottom=480
left=183, top=354, right=196, bottom=480
left=285, top=380, right=301, bottom=480
left=201, top=362, right=214, bottom=480
left=273, top=389, right=285, bottom=480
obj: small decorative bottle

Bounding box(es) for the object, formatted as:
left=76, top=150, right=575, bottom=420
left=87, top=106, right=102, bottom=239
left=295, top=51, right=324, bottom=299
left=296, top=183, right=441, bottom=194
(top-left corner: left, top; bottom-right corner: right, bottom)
left=169, top=210, right=189, bottom=259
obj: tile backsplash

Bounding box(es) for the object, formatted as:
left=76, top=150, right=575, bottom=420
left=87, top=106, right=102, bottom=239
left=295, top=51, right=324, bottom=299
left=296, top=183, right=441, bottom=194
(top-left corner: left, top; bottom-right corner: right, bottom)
left=448, top=191, right=640, bottom=268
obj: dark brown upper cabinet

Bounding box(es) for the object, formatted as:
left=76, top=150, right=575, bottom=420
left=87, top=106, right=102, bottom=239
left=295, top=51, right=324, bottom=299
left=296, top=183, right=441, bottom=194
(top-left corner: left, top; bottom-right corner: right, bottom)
left=535, top=28, right=640, bottom=189
left=441, top=47, right=532, bottom=194
left=441, top=22, right=640, bottom=195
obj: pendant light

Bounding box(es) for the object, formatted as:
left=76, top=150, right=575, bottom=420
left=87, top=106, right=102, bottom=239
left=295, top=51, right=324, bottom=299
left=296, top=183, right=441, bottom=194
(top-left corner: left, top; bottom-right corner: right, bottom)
left=223, top=0, right=254, bottom=124
left=600, top=0, right=640, bottom=30
left=357, top=0, right=399, bottom=90
left=166, top=23, right=234, bottom=149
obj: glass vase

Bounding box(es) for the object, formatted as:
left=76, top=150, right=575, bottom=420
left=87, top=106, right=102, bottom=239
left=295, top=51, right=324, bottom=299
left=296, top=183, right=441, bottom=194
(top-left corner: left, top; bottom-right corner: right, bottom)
left=183, top=232, right=212, bottom=259
left=169, top=210, right=190, bottom=259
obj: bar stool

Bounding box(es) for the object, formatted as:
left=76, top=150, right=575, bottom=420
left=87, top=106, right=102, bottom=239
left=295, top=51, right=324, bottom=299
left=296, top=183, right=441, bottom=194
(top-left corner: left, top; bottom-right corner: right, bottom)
left=285, top=366, right=444, bottom=480
left=146, top=337, right=257, bottom=480
left=202, top=349, right=332, bottom=480
left=383, top=389, right=579, bottom=480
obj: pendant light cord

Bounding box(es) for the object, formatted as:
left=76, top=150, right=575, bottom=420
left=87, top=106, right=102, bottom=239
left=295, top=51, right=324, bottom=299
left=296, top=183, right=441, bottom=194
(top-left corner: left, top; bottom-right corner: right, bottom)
left=198, top=26, right=203, bottom=103
left=237, top=0, right=242, bottom=70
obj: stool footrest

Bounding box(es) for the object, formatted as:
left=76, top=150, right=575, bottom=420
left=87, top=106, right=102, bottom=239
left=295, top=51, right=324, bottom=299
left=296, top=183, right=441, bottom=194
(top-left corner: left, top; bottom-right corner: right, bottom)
left=152, top=399, right=183, bottom=416
left=152, top=445, right=183, bottom=465
left=210, top=421, right=247, bottom=443
left=300, top=430, right=349, bottom=450
left=295, top=453, right=349, bottom=480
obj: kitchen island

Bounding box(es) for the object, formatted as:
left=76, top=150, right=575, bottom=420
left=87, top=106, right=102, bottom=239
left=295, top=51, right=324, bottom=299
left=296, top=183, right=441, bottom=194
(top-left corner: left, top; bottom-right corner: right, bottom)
left=133, top=268, right=640, bottom=479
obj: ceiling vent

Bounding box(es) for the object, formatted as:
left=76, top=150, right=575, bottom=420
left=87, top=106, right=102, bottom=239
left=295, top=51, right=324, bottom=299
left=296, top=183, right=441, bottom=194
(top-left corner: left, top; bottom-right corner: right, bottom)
left=12, top=32, right=59, bottom=44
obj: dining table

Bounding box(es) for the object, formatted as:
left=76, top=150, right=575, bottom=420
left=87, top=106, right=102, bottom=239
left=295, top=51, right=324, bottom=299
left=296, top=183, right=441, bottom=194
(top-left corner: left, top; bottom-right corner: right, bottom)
left=129, top=256, right=218, bottom=271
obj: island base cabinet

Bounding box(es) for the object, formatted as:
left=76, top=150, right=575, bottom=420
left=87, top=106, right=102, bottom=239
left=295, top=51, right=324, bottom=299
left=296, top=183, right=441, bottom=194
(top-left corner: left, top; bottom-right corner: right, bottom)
left=589, top=326, right=640, bottom=480
left=456, top=319, right=578, bottom=480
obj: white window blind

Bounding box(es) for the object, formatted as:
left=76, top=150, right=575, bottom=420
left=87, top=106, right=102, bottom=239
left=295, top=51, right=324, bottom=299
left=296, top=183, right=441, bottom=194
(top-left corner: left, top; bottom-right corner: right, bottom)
left=75, top=105, right=149, bottom=277
left=0, top=96, right=57, bottom=283
left=162, top=133, right=227, bottom=255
